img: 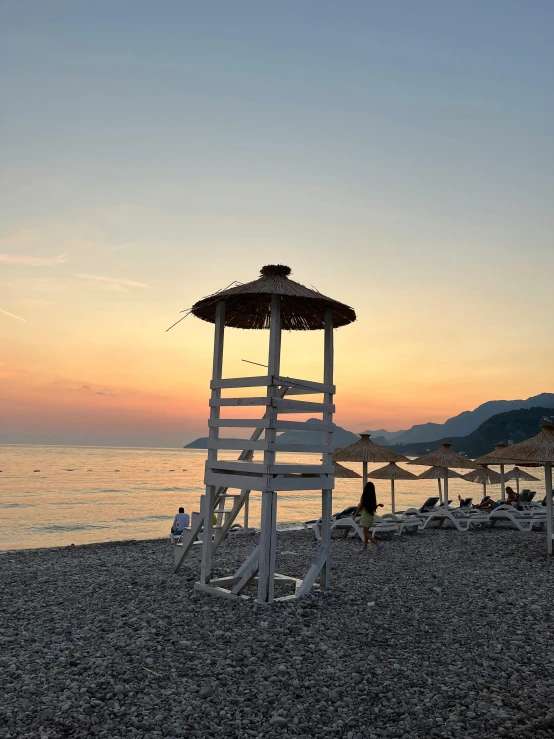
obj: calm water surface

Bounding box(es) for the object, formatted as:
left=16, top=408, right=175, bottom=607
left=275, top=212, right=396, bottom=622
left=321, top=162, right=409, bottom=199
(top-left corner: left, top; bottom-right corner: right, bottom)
left=0, top=445, right=546, bottom=550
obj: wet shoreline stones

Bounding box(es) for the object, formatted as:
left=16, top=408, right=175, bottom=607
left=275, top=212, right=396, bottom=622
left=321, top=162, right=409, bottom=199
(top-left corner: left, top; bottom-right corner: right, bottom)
left=1, top=527, right=554, bottom=737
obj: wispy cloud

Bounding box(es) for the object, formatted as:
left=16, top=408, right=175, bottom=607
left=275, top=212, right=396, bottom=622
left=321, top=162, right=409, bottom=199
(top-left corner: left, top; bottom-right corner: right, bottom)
left=0, top=253, right=67, bottom=266
left=73, top=273, right=150, bottom=289
left=0, top=308, right=26, bottom=322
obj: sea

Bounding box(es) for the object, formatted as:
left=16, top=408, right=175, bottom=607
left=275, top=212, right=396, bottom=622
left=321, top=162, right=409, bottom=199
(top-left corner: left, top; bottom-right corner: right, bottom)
left=0, top=445, right=547, bottom=551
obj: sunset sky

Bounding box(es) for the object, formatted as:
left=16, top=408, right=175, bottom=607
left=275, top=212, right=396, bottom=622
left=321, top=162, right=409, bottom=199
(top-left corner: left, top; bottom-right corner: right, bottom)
left=1, top=1, right=553, bottom=447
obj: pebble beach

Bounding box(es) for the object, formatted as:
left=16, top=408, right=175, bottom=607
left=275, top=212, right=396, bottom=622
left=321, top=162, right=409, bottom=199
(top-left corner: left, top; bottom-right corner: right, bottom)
left=2, top=527, right=554, bottom=739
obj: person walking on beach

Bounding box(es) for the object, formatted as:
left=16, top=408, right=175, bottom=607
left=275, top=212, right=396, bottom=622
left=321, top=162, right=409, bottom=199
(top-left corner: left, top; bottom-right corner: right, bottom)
left=171, top=507, right=190, bottom=538
left=354, top=481, right=384, bottom=552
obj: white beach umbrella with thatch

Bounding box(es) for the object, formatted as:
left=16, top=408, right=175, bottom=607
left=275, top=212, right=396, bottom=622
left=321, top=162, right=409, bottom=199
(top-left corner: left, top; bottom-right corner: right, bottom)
left=333, top=434, right=409, bottom=490
left=409, top=442, right=478, bottom=510
left=417, top=466, right=464, bottom=505
left=475, top=443, right=508, bottom=500
left=504, top=466, right=540, bottom=496
left=366, top=462, right=418, bottom=513
left=462, top=465, right=502, bottom=499
left=490, top=425, right=554, bottom=554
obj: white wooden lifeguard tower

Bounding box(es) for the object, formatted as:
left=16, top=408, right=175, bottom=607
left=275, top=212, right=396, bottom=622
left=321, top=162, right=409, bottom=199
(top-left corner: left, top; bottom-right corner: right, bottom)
left=173, top=264, right=356, bottom=603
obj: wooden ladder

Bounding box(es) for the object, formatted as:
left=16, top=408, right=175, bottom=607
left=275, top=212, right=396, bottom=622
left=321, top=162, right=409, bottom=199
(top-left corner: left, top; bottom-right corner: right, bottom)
left=173, top=386, right=289, bottom=573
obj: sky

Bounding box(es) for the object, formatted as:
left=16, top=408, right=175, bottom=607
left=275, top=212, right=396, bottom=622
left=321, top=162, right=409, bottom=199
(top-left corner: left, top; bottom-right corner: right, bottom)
left=1, top=0, right=553, bottom=447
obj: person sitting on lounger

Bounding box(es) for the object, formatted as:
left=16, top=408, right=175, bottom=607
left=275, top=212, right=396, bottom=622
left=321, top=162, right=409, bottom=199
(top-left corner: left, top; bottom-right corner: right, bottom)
left=474, top=496, right=496, bottom=510
left=353, top=482, right=384, bottom=552
left=171, top=507, right=190, bottom=537
left=506, top=486, right=518, bottom=505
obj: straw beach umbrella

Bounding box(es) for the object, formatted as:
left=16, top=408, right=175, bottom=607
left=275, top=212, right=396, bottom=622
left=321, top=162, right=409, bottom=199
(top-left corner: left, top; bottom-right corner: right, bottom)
left=409, top=443, right=478, bottom=510
left=333, top=462, right=362, bottom=479
left=490, top=425, right=554, bottom=554
left=462, top=466, right=502, bottom=499
left=367, top=462, right=418, bottom=513
left=476, top=443, right=508, bottom=501
left=504, top=467, right=540, bottom=496
left=333, top=434, right=409, bottom=489
left=417, top=466, right=464, bottom=505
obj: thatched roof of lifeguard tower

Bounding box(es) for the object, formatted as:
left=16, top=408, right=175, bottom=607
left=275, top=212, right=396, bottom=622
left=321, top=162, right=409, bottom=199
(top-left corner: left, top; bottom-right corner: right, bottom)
left=191, top=264, right=356, bottom=330
left=333, top=434, right=409, bottom=464
left=491, top=424, right=554, bottom=464
left=409, top=443, right=479, bottom=470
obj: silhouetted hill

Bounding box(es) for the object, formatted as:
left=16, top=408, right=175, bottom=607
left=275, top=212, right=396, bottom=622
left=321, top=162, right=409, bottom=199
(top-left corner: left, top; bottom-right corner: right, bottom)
left=364, top=393, right=554, bottom=445
left=184, top=419, right=359, bottom=450
left=387, top=407, right=554, bottom=458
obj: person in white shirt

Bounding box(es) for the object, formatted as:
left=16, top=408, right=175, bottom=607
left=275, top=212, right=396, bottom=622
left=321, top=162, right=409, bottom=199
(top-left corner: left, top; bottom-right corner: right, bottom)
left=171, top=507, right=190, bottom=537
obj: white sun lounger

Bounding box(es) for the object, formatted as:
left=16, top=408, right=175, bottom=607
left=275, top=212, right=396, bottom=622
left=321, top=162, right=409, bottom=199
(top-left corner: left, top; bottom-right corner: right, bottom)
left=330, top=515, right=398, bottom=542
left=422, top=509, right=490, bottom=532
left=380, top=513, right=423, bottom=534
left=488, top=507, right=546, bottom=532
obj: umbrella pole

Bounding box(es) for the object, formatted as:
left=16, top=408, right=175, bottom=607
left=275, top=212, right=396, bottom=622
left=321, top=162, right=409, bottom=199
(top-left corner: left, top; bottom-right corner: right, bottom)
left=391, top=479, right=395, bottom=514
left=438, top=477, right=443, bottom=504
left=362, top=461, right=368, bottom=490
left=484, top=478, right=487, bottom=499
left=515, top=474, right=520, bottom=497
left=500, top=464, right=505, bottom=502
left=545, top=462, right=553, bottom=556
left=443, top=470, right=449, bottom=510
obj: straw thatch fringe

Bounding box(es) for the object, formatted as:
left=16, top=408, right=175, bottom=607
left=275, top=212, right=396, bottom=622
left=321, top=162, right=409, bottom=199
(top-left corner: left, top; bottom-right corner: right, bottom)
left=333, top=435, right=409, bottom=464
left=333, top=462, right=362, bottom=479
left=191, top=265, right=356, bottom=330
left=417, top=467, right=464, bottom=480
left=367, top=462, right=418, bottom=481
left=504, top=467, right=540, bottom=483
left=408, top=443, right=478, bottom=469
left=475, top=443, right=508, bottom=465
left=486, top=425, right=554, bottom=464
left=462, top=466, right=502, bottom=484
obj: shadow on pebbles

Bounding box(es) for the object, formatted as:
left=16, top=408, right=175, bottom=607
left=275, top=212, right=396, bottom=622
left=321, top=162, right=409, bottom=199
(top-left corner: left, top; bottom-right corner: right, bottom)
left=2, top=527, right=554, bottom=738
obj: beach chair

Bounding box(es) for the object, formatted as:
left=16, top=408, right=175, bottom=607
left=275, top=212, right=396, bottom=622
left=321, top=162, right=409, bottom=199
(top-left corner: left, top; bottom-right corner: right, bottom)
left=422, top=508, right=490, bottom=532
left=331, top=514, right=398, bottom=542
left=488, top=507, right=546, bottom=532
left=459, top=497, right=473, bottom=508
left=309, top=505, right=358, bottom=540
left=402, top=497, right=441, bottom=520
left=380, top=512, right=423, bottom=534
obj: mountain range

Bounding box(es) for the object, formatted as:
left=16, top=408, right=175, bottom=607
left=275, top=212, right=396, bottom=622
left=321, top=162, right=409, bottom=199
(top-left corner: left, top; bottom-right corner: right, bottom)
left=184, top=393, right=554, bottom=450
left=363, top=393, right=554, bottom=445
left=386, top=406, right=554, bottom=458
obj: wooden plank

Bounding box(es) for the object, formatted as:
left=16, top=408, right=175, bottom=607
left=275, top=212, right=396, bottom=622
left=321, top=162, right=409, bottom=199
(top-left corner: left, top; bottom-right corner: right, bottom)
left=206, top=471, right=267, bottom=492
left=210, top=375, right=270, bottom=389
left=207, top=461, right=334, bottom=475
left=271, top=420, right=335, bottom=432
left=209, top=419, right=272, bottom=429
left=320, top=308, right=334, bottom=590
left=271, top=442, right=335, bottom=453
left=267, top=476, right=335, bottom=492
left=272, top=398, right=335, bottom=414
left=258, top=294, right=281, bottom=605
left=200, top=300, right=225, bottom=585
left=274, top=376, right=335, bottom=394
left=207, top=438, right=268, bottom=452
left=210, top=397, right=268, bottom=407
left=296, top=548, right=328, bottom=597
left=194, top=583, right=242, bottom=600
left=231, top=548, right=260, bottom=595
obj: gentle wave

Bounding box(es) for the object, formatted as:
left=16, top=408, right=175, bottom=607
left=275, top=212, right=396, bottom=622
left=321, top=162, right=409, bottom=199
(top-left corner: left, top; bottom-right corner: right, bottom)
left=37, top=523, right=112, bottom=532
